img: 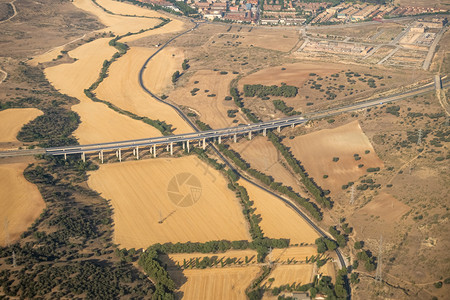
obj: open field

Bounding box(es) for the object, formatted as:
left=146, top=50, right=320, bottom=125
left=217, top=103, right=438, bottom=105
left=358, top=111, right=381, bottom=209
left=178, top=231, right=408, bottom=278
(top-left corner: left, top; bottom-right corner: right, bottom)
left=270, top=246, right=318, bottom=263
left=44, top=39, right=162, bottom=143
left=0, top=162, right=45, bottom=246
left=230, top=136, right=306, bottom=197
left=88, top=156, right=250, bottom=249
left=263, top=264, right=313, bottom=288
left=169, top=70, right=247, bottom=129
left=166, top=249, right=258, bottom=267
left=171, top=266, right=259, bottom=300
left=286, top=121, right=384, bottom=194
left=0, top=108, right=42, bottom=148
left=211, top=26, right=300, bottom=53
left=96, top=46, right=192, bottom=134
left=239, top=180, right=319, bottom=244
left=394, top=0, right=450, bottom=9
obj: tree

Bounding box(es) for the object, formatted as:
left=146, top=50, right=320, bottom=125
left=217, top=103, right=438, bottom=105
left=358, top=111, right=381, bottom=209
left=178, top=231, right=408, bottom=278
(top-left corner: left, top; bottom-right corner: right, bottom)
left=172, top=71, right=180, bottom=83
left=354, top=241, right=363, bottom=250
left=182, top=59, right=189, bottom=70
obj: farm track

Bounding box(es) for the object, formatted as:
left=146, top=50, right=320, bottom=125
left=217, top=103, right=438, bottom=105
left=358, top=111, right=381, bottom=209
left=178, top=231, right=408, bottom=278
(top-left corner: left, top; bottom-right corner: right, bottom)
left=0, top=67, right=7, bottom=84
left=0, top=0, right=16, bottom=24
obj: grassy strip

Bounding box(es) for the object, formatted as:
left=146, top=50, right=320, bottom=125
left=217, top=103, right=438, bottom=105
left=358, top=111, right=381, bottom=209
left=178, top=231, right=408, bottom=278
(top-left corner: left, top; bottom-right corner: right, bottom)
left=231, top=86, right=332, bottom=209
left=83, top=19, right=175, bottom=136
left=217, top=143, right=323, bottom=221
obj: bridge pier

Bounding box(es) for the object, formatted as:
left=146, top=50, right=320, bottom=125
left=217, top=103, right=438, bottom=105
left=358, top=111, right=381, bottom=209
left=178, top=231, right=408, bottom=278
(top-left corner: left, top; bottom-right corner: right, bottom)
left=187, top=140, right=190, bottom=153
left=218, top=136, right=221, bottom=144
left=248, top=131, right=252, bottom=140
left=81, top=152, right=85, bottom=162
left=291, top=123, right=295, bottom=128
left=64, top=153, right=67, bottom=160
left=149, top=146, right=152, bottom=155
left=170, top=142, right=173, bottom=156
left=166, top=144, right=169, bottom=152
left=136, top=147, right=139, bottom=160
left=118, top=149, right=122, bottom=162
left=203, top=138, right=206, bottom=150
left=100, top=150, right=104, bottom=164
left=153, top=145, right=156, bottom=158
left=277, top=126, right=281, bottom=133
left=234, top=134, right=237, bottom=143
left=263, top=128, right=267, bottom=137
left=182, top=142, right=185, bottom=150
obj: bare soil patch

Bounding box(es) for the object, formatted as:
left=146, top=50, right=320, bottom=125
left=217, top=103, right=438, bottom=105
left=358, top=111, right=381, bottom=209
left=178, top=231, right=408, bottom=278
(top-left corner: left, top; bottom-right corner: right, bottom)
left=171, top=266, right=259, bottom=300
left=0, top=162, right=44, bottom=246
left=239, top=180, right=319, bottom=244
left=0, top=108, right=42, bottom=149
left=286, top=120, right=384, bottom=195
left=88, top=156, right=250, bottom=249
left=169, top=70, right=247, bottom=129
left=230, top=136, right=307, bottom=197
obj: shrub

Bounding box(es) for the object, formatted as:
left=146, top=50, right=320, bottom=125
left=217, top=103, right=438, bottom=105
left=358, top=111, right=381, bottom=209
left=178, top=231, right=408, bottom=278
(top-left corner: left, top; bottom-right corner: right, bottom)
left=332, top=157, right=339, bottom=162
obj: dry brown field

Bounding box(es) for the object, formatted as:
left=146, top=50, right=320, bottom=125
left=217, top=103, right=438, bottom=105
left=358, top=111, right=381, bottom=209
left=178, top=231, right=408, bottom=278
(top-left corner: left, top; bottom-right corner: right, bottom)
left=0, top=162, right=45, bottom=246
left=212, top=26, right=300, bottom=52
left=167, top=250, right=258, bottom=267
left=171, top=266, right=259, bottom=300
left=239, top=180, right=319, bottom=244
left=169, top=70, right=247, bottom=129
left=270, top=246, right=318, bottom=263
left=394, top=0, right=450, bottom=9
left=87, top=156, right=250, bottom=249
left=263, top=264, right=313, bottom=287
left=0, top=108, right=42, bottom=148
left=96, top=46, right=192, bottom=134
left=44, top=39, right=162, bottom=144
left=230, top=136, right=307, bottom=197
left=286, top=121, right=384, bottom=194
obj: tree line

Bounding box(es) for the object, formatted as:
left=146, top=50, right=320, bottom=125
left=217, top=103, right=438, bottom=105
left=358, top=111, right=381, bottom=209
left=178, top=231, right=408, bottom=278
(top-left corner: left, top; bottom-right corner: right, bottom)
left=243, top=84, right=298, bottom=98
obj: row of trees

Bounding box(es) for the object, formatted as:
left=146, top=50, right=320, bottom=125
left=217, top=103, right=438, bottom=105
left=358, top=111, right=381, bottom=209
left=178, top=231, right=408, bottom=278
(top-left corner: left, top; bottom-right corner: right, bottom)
left=243, top=84, right=298, bottom=98
left=272, top=100, right=301, bottom=116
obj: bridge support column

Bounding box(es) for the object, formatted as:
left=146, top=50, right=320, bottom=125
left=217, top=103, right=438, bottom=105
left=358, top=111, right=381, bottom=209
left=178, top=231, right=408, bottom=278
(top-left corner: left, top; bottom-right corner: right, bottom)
left=153, top=145, right=156, bottom=158
left=64, top=153, right=67, bottom=160
left=187, top=140, right=190, bottom=153
left=170, top=142, right=173, bottom=156
left=203, top=138, right=206, bottom=150
left=118, top=149, right=122, bottom=162
left=149, top=146, right=152, bottom=155
left=234, top=134, right=237, bottom=143
left=263, top=128, right=266, bottom=137
left=133, top=148, right=136, bottom=156
left=166, top=144, right=169, bottom=152
left=136, top=147, right=139, bottom=160
left=277, top=126, right=281, bottom=133
left=248, top=131, right=252, bottom=140
left=100, top=150, right=104, bottom=164
left=291, top=123, right=295, bottom=128
left=198, top=140, right=201, bottom=147
left=218, top=136, right=221, bottom=144
left=182, top=142, right=185, bottom=150
left=81, top=152, right=85, bottom=162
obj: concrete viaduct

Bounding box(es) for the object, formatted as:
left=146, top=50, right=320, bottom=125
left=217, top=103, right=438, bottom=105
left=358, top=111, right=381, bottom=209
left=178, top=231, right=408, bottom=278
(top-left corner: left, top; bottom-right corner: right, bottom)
left=30, top=115, right=307, bottom=162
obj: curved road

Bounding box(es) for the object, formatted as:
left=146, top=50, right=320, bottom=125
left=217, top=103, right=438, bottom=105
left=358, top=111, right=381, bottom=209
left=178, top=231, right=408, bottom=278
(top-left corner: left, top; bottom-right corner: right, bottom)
left=136, top=20, right=349, bottom=272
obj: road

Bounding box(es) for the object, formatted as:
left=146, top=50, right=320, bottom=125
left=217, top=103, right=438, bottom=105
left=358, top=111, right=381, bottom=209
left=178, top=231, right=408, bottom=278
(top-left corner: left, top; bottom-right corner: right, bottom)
left=0, top=67, right=7, bottom=84
left=0, top=0, right=17, bottom=25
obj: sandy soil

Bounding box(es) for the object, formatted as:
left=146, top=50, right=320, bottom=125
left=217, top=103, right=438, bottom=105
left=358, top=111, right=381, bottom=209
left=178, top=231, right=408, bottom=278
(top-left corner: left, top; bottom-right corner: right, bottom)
left=169, top=70, right=247, bottom=129
left=0, top=108, right=42, bottom=146
left=45, top=39, right=162, bottom=143
left=230, top=136, right=306, bottom=196
left=142, top=46, right=184, bottom=95
left=263, top=264, right=314, bottom=287
left=270, top=246, right=318, bottom=263
left=286, top=121, right=384, bottom=194
left=215, top=27, right=300, bottom=52
left=96, top=46, right=192, bottom=134
left=239, top=62, right=342, bottom=89
left=87, top=156, right=250, bottom=249
left=171, top=266, right=259, bottom=300
left=0, top=162, right=45, bottom=246
left=167, top=250, right=258, bottom=267
left=239, top=180, right=319, bottom=244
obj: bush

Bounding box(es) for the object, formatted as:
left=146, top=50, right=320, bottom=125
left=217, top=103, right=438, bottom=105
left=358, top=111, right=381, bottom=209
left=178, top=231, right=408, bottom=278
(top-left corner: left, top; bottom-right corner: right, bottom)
left=332, top=157, right=339, bottom=162
left=367, top=167, right=380, bottom=172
